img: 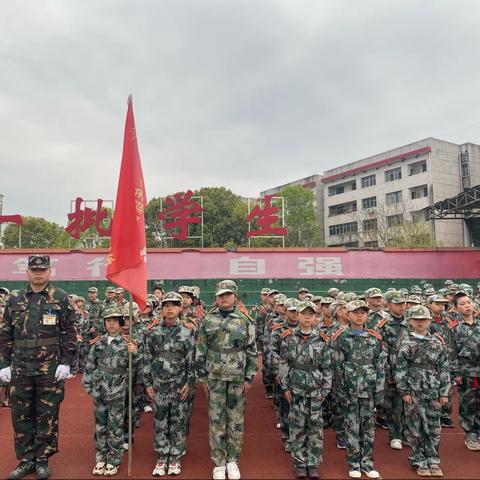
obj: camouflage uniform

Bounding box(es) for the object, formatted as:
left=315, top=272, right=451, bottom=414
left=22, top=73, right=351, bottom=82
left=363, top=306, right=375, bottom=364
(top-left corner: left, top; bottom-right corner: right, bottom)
left=333, top=309, right=387, bottom=472
left=0, top=281, right=76, bottom=463
left=279, top=315, right=332, bottom=470
left=396, top=325, right=450, bottom=469
left=72, top=306, right=90, bottom=374
left=195, top=281, right=257, bottom=467
left=83, top=307, right=139, bottom=467
left=445, top=312, right=480, bottom=438
left=144, top=310, right=195, bottom=464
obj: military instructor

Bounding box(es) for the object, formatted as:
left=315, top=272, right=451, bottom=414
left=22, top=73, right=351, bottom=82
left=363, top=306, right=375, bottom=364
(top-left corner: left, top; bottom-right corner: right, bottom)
left=0, top=254, right=76, bottom=480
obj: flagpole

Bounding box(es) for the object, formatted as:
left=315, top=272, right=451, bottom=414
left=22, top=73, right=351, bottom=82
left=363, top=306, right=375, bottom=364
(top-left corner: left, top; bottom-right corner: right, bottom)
left=128, top=294, right=133, bottom=477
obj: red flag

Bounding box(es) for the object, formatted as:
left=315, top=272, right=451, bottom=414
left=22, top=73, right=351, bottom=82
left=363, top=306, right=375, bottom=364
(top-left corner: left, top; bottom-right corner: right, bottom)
left=107, top=95, right=147, bottom=309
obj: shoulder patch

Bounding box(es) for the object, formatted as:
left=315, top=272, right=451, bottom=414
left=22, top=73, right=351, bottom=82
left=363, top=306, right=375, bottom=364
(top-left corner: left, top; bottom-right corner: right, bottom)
left=280, top=328, right=293, bottom=339
left=375, top=318, right=387, bottom=329
left=89, top=335, right=101, bottom=345
left=368, top=329, right=382, bottom=341
left=183, top=320, right=195, bottom=331
left=147, top=318, right=160, bottom=331
left=319, top=331, right=329, bottom=342
left=433, top=332, right=446, bottom=345
left=332, top=327, right=345, bottom=341
left=272, top=323, right=284, bottom=331
left=447, top=319, right=459, bottom=330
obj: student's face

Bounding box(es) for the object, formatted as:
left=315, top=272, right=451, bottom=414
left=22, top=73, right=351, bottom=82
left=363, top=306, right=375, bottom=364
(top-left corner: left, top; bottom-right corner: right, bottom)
left=181, top=293, right=193, bottom=309
left=390, top=302, right=406, bottom=317
left=106, top=291, right=115, bottom=300
left=298, top=309, right=315, bottom=329
left=320, top=304, right=330, bottom=315
left=276, top=304, right=287, bottom=316
left=153, top=289, right=163, bottom=300
left=298, top=292, right=307, bottom=301
left=76, top=300, right=85, bottom=309
left=216, top=292, right=236, bottom=310
left=161, top=302, right=182, bottom=321
left=88, top=292, right=98, bottom=301
left=348, top=309, right=368, bottom=327
left=27, top=267, right=50, bottom=288
left=367, top=297, right=383, bottom=309
left=456, top=296, right=474, bottom=316
left=261, top=293, right=268, bottom=303
left=105, top=318, right=121, bottom=335
left=286, top=310, right=298, bottom=324
left=430, top=302, right=445, bottom=315
left=268, top=295, right=276, bottom=306
left=409, top=318, right=431, bottom=335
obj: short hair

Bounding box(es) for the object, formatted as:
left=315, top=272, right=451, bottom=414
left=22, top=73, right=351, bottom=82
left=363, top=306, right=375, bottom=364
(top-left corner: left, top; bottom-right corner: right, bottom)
left=153, top=286, right=164, bottom=294
left=453, top=292, right=469, bottom=307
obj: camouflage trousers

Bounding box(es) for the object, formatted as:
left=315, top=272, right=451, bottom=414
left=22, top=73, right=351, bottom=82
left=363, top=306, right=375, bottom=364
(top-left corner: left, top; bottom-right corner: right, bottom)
left=457, top=380, right=480, bottom=433
left=345, top=397, right=375, bottom=471
left=289, top=394, right=324, bottom=468
left=153, top=390, right=188, bottom=462
left=207, top=379, right=245, bottom=466
left=274, top=382, right=290, bottom=437
left=94, top=397, right=125, bottom=466
left=384, top=382, right=404, bottom=441
left=261, top=352, right=274, bottom=396
left=185, top=386, right=196, bottom=435
left=10, top=373, right=64, bottom=461
left=404, top=398, right=441, bottom=469
left=331, top=391, right=345, bottom=440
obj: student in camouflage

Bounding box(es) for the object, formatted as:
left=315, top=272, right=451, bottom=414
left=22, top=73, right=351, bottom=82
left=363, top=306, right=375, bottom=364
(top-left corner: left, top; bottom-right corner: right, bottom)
left=279, top=300, right=332, bottom=479
left=395, top=305, right=450, bottom=477
left=261, top=288, right=280, bottom=399
left=82, top=304, right=139, bottom=477
left=444, top=292, right=480, bottom=451
left=332, top=300, right=387, bottom=480
left=195, top=280, right=257, bottom=480
left=144, top=292, right=196, bottom=477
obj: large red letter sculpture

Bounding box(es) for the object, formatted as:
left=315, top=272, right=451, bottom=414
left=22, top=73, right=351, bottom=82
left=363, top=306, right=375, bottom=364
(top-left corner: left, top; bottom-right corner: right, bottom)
left=246, top=195, right=287, bottom=238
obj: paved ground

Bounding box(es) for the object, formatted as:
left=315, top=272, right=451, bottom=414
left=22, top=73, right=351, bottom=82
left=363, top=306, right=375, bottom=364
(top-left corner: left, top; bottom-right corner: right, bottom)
left=1, top=363, right=479, bottom=479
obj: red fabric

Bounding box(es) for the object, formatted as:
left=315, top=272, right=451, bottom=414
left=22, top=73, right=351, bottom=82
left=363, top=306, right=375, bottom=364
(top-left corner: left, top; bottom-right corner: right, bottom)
left=107, top=96, right=147, bottom=310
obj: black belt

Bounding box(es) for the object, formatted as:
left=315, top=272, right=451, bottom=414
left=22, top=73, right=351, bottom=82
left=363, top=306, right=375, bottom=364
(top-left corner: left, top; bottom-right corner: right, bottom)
left=14, top=337, right=59, bottom=348
left=210, top=345, right=243, bottom=354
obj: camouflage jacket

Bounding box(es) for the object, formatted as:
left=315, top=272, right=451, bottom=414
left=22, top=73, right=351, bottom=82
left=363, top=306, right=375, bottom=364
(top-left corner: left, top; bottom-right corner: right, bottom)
left=195, top=306, right=258, bottom=383
left=332, top=326, right=387, bottom=401
left=254, top=304, right=270, bottom=348
left=444, top=314, right=480, bottom=379
left=143, top=318, right=195, bottom=394
left=84, top=299, right=102, bottom=320
left=279, top=328, right=332, bottom=398
left=269, top=320, right=298, bottom=378
left=0, top=284, right=76, bottom=376
left=366, top=308, right=387, bottom=329
left=83, top=332, right=140, bottom=402
left=395, top=332, right=451, bottom=400
left=316, top=316, right=336, bottom=338
left=74, top=309, right=90, bottom=339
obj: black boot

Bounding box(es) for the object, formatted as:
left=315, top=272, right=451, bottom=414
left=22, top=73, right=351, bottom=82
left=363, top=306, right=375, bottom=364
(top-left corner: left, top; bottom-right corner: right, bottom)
left=36, top=460, right=51, bottom=480
left=308, top=466, right=320, bottom=478
left=294, top=466, right=307, bottom=478
left=7, top=461, right=36, bottom=480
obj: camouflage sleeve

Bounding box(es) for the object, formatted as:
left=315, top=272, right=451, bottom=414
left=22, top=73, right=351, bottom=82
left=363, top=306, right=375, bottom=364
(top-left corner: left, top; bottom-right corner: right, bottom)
left=132, top=335, right=144, bottom=384
left=332, top=337, right=348, bottom=402
left=375, top=341, right=388, bottom=395
left=255, top=311, right=265, bottom=347
left=0, top=297, right=13, bottom=369
left=269, top=332, right=281, bottom=378
left=185, top=330, right=196, bottom=388
left=438, top=343, right=451, bottom=397
left=59, top=296, right=77, bottom=366
left=395, top=339, right=411, bottom=396
left=244, top=320, right=258, bottom=384
left=143, top=333, right=153, bottom=388
left=278, top=338, right=291, bottom=391
left=194, top=320, right=207, bottom=382
left=444, top=328, right=460, bottom=378
left=320, top=344, right=333, bottom=400
left=82, top=343, right=98, bottom=394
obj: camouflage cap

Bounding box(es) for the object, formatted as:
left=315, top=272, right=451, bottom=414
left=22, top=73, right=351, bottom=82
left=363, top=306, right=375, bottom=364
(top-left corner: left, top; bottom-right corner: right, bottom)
left=298, top=287, right=309, bottom=293
left=87, top=287, right=98, bottom=293
left=346, top=300, right=369, bottom=312
left=448, top=283, right=459, bottom=292
left=105, top=286, right=116, bottom=293
left=215, top=280, right=238, bottom=296
left=268, top=288, right=279, bottom=296
left=390, top=292, right=406, bottom=304
left=321, top=296, right=335, bottom=305
left=103, top=304, right=126, bottom=318
left=406, top=305, right=432, bottom=320
left=161, top=291, right=183, bottom=305
left=123, top=302, right=139, bottom=317
left=28, top=254, right=50, bottom=269
left=411, top=286, right=422, bottom=295
left=407, top=295, right=422, bottom=305
left=304, top=293, right=314, bottom=301
left=424, top=288, right=436, bottom=296
left=312, top=295, right=323, bottom=303
left=334, top=299, right=347, bottom=308
left=115, top=287, right=125, bottom=294
left=75, top=296, right=85, bottom=303
left=274, top=293, right=288, bottom=305
left=192, top=286, right=201, bottom=299
left=384, top=290, right=397, bottom=303
left=444, top=280, right=454, bottom=286
left=437, top=288, right=449, bottom=297
left=398, top=288, right=409, bottom=295
left=178, top=285, right=196, bottom=295
left=0, top=287, right=10, bottom=295
left=297, top=300, right=316, bottom=313
left=327, top=287, right=340, bottom=296
left=342, top=292, right=358, bottom=302
left=367, top=288, right=383, bottom=298
left=260, top=287, right=271, bottom=295
left=68, top=294, right=78, bottom=302
left=285, top=298, right=299, bottom=311
left=428, top=294, right=448, bottom=304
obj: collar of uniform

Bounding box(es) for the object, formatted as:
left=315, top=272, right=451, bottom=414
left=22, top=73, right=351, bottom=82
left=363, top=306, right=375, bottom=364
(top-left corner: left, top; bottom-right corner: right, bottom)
left=294, top=327, right=317, bottom=338
left=162, top=317, right=181, bottom=327
left=26, top=283, right=51, bottom=295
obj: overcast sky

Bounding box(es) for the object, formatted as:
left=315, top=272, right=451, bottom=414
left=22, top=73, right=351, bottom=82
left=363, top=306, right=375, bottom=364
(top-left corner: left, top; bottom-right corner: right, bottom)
left=2, top=0, right=480, bottom=225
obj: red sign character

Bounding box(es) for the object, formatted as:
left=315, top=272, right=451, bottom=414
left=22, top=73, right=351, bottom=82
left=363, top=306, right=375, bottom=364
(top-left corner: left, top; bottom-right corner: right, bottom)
left=246, top=195, right=287, bottom=238
left=66, top=197, right=112, bottom=239
left=158, top=190, right=202, bottom=241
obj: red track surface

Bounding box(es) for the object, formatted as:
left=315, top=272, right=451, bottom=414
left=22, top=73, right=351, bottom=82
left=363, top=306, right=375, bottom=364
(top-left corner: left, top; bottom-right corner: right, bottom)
left=1, top=364, right=479, bottom=480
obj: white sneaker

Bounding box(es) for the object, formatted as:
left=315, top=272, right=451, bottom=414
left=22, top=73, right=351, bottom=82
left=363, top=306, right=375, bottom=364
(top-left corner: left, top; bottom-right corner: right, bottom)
left=104, top=464, right=119, bottom=476
left=152, top=462, right=167, bottom=476
left=144, top=405, right=153, bottom=413
left=390, top=438, right=402, bottom=450
left=92, top=462, right=106, bottom=475
left=226, top=461, right=241, bottom=480
left=213, top=466, right=226, bottom=480
left=167, top=462, right=181, bottom=475
left=348, top=471, right=361, bottom=479
left=123, top=442, right=128, bottom=450
left=362, top=469, right=380, bottom=479
left=276, top=422, right=281, bottom=429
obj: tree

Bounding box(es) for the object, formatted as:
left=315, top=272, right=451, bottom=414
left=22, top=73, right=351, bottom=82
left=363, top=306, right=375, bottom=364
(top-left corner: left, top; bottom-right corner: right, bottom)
left=2, top=216, right=70, bottom=248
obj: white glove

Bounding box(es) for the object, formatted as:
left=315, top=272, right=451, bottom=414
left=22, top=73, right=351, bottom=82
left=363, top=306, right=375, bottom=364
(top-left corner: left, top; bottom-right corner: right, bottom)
left=55, top=364, right=70, bottom=381
left=0, top=366, right=11, bottom=383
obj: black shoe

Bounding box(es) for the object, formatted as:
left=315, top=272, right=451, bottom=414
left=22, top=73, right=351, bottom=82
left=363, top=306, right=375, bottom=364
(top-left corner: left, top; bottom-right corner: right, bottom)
left=307, top=466, right=319, bottom=478
left=36, top=460, right=51, bottom=480
left=7, top=461, right=36, bottom=480
left=295, top=467, right=308, bottom=478
left=441, top=417, right=454, bottom=428
left=375, top=416, right=389, bottom=430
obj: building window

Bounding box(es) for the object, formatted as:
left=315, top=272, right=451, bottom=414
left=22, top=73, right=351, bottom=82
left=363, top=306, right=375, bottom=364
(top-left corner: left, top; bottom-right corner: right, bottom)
left=361, top=174, right=376, bottom=188
left=362, top=219, right=378, bottom=231
left=329, top=221, right=358, bottom=236
left=364, top=240, right=379, bottom=248
left=385, top=167, right=402, bottom=182
left=362, top=196, right=377, bottom=209
left=328, top=185, right=344, bottom=196
left=385, top=190, right=402, bottom=205
left=387, top=214, right=404, bottom=227
left=409, top=160, right=427, bottom=176
left=329, top=201, right=357, bottom=217
left=410, top=185, right=429, bottom=200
